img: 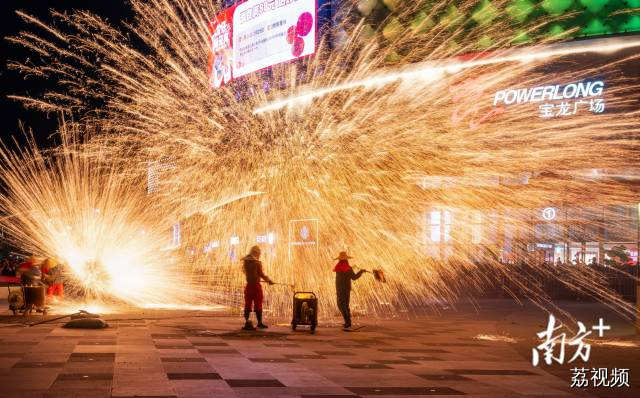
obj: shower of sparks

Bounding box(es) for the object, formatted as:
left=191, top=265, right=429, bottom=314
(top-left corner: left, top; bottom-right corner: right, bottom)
left=47, top=301, right=117, bottom=316
left=2, top=0, right=639, bottom=320
left=0, top=132, right=220, bottom=308
left=140, top=303, right=227, bottom=311
left=254, top=36, right=640, bottom=114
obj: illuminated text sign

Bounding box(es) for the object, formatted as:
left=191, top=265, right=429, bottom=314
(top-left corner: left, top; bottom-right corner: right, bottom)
left=493, top=80, right=606, bottom=119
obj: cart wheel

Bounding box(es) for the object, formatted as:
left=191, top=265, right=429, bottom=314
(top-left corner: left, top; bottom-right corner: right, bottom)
left=291, top=323, right=297, bottom=331
left=310, top=323, right=317, bottom=334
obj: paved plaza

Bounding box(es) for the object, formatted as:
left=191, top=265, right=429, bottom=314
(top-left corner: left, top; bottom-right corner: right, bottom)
left=0, top=300, right=638, bottom=398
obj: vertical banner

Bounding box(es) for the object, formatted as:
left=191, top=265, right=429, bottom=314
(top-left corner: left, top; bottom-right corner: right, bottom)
left=208, top=5, right=236, bottom=88
left=172, top=223, right=181, bottom=247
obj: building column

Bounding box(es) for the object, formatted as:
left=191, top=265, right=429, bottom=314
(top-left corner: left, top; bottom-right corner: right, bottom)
left=598, top=205, right=605, bottom=265
left=563, top=206, right=569, bottom=264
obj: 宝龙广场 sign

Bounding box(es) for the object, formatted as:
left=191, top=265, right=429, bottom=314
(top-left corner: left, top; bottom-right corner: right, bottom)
left=492, top=80, right=606, bottom=119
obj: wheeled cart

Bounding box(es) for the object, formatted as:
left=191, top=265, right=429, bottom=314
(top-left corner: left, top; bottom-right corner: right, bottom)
left=291, top=291, right=317, bottom=333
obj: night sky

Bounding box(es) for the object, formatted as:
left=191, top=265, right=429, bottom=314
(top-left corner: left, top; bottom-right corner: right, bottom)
left=0, top=1, right=132, bottom=150
left=2, top=1, right=638, bottom=151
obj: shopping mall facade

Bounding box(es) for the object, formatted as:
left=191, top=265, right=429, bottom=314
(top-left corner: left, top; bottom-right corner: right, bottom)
left=421, top=36, right=640, bottom=267
left=421, top=183, right=640, bottom=267
left=152, top=1, right=640, bottom=268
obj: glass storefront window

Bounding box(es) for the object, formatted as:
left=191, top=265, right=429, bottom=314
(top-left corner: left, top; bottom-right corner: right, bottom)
left=430, top=225, right=440, bottom=242
left=554, top=244, right=565, bottom=264
left=568, top=242, right=599, bottom=265
left=424, top=209, right=454, bottom=258
left=430, top=210, right=440, bottom=224
left=470, top=211, right=481, bottom=244
left=535, top=223, right=561, bottom=241
left=604, top=243, right=638, bottom=266
left=429, top=210, right=440, bottom=243
left=428, top=210, right=452, bottom=243
left=604, top=205, right=635, bottom=242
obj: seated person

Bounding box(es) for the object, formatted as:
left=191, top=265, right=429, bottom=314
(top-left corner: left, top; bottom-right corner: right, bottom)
left=17, top=256, right=43, bottom=286
left=1, top=258, right=16, bottom=276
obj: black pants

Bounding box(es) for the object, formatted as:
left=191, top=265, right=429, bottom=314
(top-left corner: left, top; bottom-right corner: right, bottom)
left=336, top=288, right=351, bottom=326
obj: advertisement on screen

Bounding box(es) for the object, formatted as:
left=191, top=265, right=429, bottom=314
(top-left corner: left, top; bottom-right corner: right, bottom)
left=207, top=0, right=317, bottom=88
left=233, top=0, right=317, bottom=78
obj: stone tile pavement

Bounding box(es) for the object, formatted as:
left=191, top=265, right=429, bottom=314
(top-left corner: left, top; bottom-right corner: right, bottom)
left=0, top=311, right=594, bottom=398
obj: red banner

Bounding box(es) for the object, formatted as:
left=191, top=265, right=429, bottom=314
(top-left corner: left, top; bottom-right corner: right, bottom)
left=207, top=5, right=236, bottom=88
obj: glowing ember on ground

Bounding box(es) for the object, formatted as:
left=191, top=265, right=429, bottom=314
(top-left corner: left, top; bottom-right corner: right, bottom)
left=140, top=303, right=227, bottom=311
left=474, top=334, right=519, bottom=343
left=46, top=301, right=116, bottom=316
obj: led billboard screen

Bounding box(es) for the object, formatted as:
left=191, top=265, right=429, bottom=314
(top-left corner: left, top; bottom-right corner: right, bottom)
left=208, top=0, right=318, bottom=88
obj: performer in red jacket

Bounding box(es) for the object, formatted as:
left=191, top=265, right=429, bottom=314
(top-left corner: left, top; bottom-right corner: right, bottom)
left=42, top=258, right=64, bottom=300
left=242, top=246, right=274, bottom=330
left=333, top=251, right=366, bottom=330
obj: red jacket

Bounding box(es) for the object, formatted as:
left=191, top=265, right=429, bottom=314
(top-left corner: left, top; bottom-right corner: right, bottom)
left=333, top=260, right=351, bottom=273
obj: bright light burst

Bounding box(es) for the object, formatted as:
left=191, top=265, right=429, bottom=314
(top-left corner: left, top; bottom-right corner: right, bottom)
left=3, top=1, right=640, bottom=319
left=0, top=132, right=213, bottom=307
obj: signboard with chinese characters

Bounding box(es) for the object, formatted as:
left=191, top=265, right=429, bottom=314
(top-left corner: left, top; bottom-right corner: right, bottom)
left=207, top=0, right=318, bottom=88
left=493, top=80, right=606, bottom=119
left=203, top=240, right=220, bottom=254
left=207, top=5, right=236, bottom=88
left=233, top=0, right=317, bottom=77
left=171, top=223, right=181, bottom=247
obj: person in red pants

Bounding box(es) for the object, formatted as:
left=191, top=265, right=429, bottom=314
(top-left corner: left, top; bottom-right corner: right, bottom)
left=242, top=245, right=274, bottom=330
left=42, top=258, right=64, bottom=300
